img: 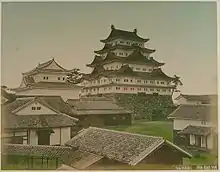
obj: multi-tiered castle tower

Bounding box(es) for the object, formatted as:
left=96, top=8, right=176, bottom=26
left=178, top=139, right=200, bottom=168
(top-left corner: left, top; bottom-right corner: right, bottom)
left=81, top=25, right=176, bottom=96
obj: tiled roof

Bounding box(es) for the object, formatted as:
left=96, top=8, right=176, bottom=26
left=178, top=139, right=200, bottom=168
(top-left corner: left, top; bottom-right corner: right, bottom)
left=67, top=98, right=131, bottom=116
left=2, top=96, right=78, bottom=129
left=175, top=94, right=217, bottom=104
left=2, top=144, right=72, bottom=159
left=87, top=51, right=163, bottom=67
left=1, top=89, right=16, bottom=103
left=167, top=104, right=217, bottom=121
left=100, top=25, right=149, bottom=43
left=86, top=65, right=174, bottom=81
left=94, top=44, right=155, bottom=54
left=65, top=127, right=192, bottom=165
left=22, top=58, right=72, bottom=76
left=178, top=125, right=213, bottom=136
left=13, top=82, right=82, bottom=92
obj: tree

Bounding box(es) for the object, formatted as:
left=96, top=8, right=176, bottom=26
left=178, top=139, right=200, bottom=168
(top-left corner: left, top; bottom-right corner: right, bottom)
left=171, top=75, right=183, bottom=96
left=66, top=68, right=83, bottom=84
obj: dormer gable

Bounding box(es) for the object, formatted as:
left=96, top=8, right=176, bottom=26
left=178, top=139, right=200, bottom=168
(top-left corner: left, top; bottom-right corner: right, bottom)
left=12, top=97, right=59, bottom=115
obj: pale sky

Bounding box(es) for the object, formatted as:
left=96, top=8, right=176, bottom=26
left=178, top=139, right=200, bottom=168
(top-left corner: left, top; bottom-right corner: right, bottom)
left=1, top=2, right=217, bottom=94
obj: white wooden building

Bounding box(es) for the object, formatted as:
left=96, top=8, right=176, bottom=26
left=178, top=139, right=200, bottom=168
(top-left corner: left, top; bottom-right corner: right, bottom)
left=12, top=58, right=82, bottom=100
left=81, top=25, right=177, bottom=96
left=2, top=96, right=79, bottom=146
left=167, top=104, right=217, bottom=151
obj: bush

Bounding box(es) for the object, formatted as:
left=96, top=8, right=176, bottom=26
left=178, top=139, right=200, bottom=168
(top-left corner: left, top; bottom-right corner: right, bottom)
left=113, top=94, right=176, bottom=121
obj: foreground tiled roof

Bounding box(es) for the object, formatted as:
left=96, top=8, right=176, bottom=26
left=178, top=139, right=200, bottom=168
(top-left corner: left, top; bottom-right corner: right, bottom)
left=167, top=104, right=217, bottom=121
left=67, top=98, right=131, bottom=116
left=175, top=94, right=217, bottom=104
left=2, top=144, right=72, bottom=159
left=2, top=96, right=78, bottom=129
left=178, top=125, right=213, bottom=136
left=65, top=127, right=192, bottom=165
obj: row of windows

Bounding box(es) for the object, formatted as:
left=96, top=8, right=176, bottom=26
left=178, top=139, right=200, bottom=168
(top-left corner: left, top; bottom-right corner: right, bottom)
left=84, top=87, right=171, bottom=92
left=32, top=106, right=41, bottom=110
left=43, top=76, right=65, bottom=80
left=112, top=41, right=143, bottom=47
left=106, top=65, right=152, bottom=72
left=93, top=79, right=166, bottom=85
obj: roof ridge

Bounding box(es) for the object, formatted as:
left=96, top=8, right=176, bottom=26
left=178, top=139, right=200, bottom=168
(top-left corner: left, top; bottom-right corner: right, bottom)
left=4, top=143, right=72, bottom=149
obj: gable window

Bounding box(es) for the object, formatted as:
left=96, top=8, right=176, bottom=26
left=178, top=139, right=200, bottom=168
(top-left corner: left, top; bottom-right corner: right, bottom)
left=32, top=107, right=36, bottom=110
left=37, top=107, right=41, bottom=110
left=119, top=52, right=123, bottom=56
left=58, top=77, right=60, bottom=80
left=124, top=79, right=129, bottom=82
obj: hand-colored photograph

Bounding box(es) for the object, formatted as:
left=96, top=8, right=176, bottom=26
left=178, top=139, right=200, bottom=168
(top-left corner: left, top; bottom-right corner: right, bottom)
left=1, top=1, right=218, bottom=170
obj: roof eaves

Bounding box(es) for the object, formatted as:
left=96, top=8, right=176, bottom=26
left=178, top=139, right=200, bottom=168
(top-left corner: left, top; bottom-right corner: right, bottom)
left=167, top=105, right=181, bottom=119
left=165, top=140, right=193, bottom=158
left=129, top=139, right=164, bottom=166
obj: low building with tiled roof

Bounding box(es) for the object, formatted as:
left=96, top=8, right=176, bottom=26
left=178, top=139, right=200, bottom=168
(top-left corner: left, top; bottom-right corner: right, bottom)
left=67, top=96, right=132, bottom=127
left=167, top=104, right=218, bottom=152
left=174, top=93, right=217, bottom=105
left=64, top=127, right=192, bottom=169
left=12, top=58, right=83, bottom=100
left=81, top=25, right=179, bottom=96
left=1, top=96, right=79, bottom=146
left=1, top=87, right=16, bottom=104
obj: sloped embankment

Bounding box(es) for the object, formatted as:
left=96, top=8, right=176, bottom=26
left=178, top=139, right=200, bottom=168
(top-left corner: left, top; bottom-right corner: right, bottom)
left=109, top=93, right=177, bottom=120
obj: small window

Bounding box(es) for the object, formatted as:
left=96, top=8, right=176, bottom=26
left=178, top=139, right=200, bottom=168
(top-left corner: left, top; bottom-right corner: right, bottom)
left=157, top=89, right=160, bottom=92
left=143, top=68, right=146, bottom=71
left=46, top=77, right=49, bottom=80
left=150, top=81, right=154, bottom=84
left=120, top=41, right=124, bottom=44
left=144, top=88, right=148, bottom=91
left=116, top=79, right=120, bottom=82
left=37, top=107, right=41, bottom=110
left=137, top=88, right=141, bottom=91
left=127, top=42, right=130, bottom=45
left=125, top=53, right=128, bottom=56
left=106, top=67, right=109, bottom=70
left=124, top=87, right=128, bottom=91
left=63, top=77, right=65, bottom=80
left=58, top=77, right=60, bottom=80
left=150, top=88, right=154, bottom=91
left=162, top=89, right=166, bottom=92
left=116, top=87, right=120, bottom=90
left=124, top=79, right=129, bottom=82
left=32, top=107, right=36, bottom=110
left=116, top=66, right=118, bottom=69
left=137, top=80, right=141, bottom=83
left=119, top=52, right=123, bottom=55
left=103, top=79, right=106, bottom=83
left=157, top=81, right=160, bottom=84
left=161, top=82, right=165, bottom=84
left=94, top=89, right=96, bottom=91
left=136, top=68, right=140, bottom=70
left=109, top=87, right=111, bottom=90
left=144, top=80, right=148, bottom=84
left=130, top=79, right=133, bottom=82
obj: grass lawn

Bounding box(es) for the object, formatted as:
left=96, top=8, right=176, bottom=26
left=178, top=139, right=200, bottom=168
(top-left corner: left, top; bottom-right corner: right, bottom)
left=105, top=120, right=218, bottom=166
left=106, top=120, right=173, bottom=141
